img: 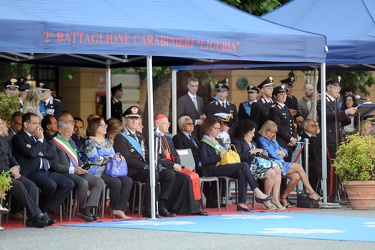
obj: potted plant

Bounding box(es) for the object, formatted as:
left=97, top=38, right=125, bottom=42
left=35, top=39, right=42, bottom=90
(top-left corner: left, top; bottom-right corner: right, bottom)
left=333, top=134, right=375, bottom=210
left=0, top=170, right=11, bottom=201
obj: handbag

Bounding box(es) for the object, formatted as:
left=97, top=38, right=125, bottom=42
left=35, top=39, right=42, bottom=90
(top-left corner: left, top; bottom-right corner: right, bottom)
left=104, top=153, right=128, bottom=177
left=218, top=144, right=241, bottom=166
left=297, top=189, right=319, bottom=208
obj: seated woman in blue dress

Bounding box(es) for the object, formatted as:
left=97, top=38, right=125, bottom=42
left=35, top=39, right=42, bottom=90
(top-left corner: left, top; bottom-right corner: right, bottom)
left=198, top=117, right=273, bottom=211
left=257, top=120, right=322, bottom=208
left=232, top=120, right=284, bottom=210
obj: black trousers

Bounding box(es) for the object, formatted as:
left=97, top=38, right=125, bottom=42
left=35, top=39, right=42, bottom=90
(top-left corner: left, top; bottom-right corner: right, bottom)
left=27, top=170, right=74, bottom=212
left=9, top=176, right=41, bottom=218
left=101, top=173, right=133, bottom=211
left=129, top=168, right=175, bottom=210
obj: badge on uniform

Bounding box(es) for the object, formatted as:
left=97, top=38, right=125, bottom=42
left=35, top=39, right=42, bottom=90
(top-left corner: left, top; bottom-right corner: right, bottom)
left=130, top=149, right=135, bottom=153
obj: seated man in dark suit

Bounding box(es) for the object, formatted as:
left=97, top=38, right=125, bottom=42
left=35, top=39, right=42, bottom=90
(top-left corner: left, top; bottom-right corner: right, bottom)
left=0, top=117, right=47, bottom=228
left=49, top=113, right=105, bottom=222
left=172, top=116, right=218, bottom=209
left=12, top=112, right=74, bottom=225
left=300, top=119, right=322, bottom=192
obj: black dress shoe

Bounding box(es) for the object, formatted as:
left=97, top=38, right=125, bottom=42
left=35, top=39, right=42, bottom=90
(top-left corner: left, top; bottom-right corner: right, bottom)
left=159, top=207, right=176, bottom=217
left=236, top=205, right=252, bottom=212
left=196, top=209, right=209, bottom=216
left=26, top=216, right=48, bottom=228
left=42, top=213, right=56, bottom=226
left=142, top=210, right=160, bottom=218
left=77, top=209, right=94, bottom=222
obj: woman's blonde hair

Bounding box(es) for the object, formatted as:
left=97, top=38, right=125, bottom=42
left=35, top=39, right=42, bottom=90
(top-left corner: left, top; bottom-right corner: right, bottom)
left=258, top=120, right=278, bottom=140
left=106, top=117, right=124, bottom=134
left=24, top=88, right=42, bottom=107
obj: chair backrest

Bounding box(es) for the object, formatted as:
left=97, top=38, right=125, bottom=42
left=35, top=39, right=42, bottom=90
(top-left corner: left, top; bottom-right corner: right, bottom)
left=176, top=148, right=195, bottom=171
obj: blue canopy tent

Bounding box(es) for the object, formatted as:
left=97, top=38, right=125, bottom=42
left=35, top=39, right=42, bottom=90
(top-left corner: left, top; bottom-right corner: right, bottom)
left=0, top=0, right=327, bottom=216
left=262, top=0, right=375, bottom=205
left=262, top=0, right=375, bottom=70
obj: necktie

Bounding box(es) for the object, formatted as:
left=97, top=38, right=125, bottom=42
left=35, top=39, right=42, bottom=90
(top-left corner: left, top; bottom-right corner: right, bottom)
left=43, top=101, right=47, bottom=108
left=189, top=135, right=198, bottom=148
left=221, top=102, right=225, bottom=108
left=193, top=96, right=198, bottom=111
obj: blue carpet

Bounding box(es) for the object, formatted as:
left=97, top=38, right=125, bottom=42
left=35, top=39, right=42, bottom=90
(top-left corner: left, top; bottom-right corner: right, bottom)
left=65, top=213, right=375, bottom=242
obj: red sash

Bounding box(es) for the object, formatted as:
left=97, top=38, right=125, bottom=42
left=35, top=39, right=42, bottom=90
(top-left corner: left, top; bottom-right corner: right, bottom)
left=180, top=168, right=202, bottom=200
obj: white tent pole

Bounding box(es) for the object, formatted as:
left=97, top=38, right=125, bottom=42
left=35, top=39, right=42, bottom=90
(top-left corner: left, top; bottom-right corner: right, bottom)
left=147, top=56, right=157, bottom=219
left=313, top=68, right=318, bottom=121
left=105, top=60, right=112, bottom=119
left=320, top=62, right=328, bottom=204
left=171, top=70, right=178, bottom=135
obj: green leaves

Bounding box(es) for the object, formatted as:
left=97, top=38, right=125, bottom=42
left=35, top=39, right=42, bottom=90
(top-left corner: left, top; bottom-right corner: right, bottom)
left=0, top=92, right=20, bottom=126
left=0, top=171, right=11, bottom=199
left=334, top=134, right=375, bottom=182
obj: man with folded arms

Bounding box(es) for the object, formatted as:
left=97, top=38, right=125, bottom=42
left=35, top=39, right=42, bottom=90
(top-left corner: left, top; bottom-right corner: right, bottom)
left=12, top=112, right=74, bottom=225
left=49, top=113, right=105, bottom=222
left=0, top=117, right=48, bottom=228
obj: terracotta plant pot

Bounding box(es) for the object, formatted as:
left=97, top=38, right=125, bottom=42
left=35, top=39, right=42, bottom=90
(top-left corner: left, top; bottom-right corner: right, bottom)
left=344, top=180, right=375, bottom=210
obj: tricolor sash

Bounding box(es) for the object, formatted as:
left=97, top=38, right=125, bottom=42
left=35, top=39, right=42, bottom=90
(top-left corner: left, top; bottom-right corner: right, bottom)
left=52, top=135, right=79, bottom=167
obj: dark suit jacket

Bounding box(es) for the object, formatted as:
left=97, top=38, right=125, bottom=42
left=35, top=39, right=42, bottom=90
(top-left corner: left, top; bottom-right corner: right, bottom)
left=0, top=136, right=19, bottom=171
left=45, top=97, right=63, bottom=117
left=198, top=137, right=224, bottom=177
left=12, top=130, right=57, bottom=177
left=177, top=94, right=204, bottom=137
left=49, top=138, right=83, bottom=174
left=269, top=102, right=296, bottom=150
left=317, top=94, right=348, bottom=146
left=113, top=131, right=149, bottom=177
left=172, top=130, right=200, bottom=168
left=249, top=97, right=273, bottom=130
left=205, top=100, right=239, bottom=133
left=231, top=138, right=255, bottom=164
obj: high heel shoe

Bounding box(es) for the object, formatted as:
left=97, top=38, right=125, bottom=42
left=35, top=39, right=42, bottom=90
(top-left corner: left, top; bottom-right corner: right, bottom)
left=255, top=195, right=273, bottom=203
left=308, top=191, right=323, bottom=201
left=236, top=204, right=252, bottom=212
left=112, top=210, right=131, bottom=220
left=280, top=197, right=292, bottom=208
left=262, top=203, right=277, bottom=210
left=272, top=203, right=286, bottom=210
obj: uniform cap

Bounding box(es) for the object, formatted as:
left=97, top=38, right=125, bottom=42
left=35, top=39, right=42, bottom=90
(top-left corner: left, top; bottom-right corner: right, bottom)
left=280, top=76, right=295, bottom=86
left=122, top=105, right=141, bottom=118
left=215, top=78, right=229, bottom=92
left=4, top=78, right=19, bottom=89
left=326, top=76, right=341, bottom=87
left=272, top=85, right=288, bottom=96
left=247, top=85, right=259, bottom=93
left=257, top=77, right=274, bottom=89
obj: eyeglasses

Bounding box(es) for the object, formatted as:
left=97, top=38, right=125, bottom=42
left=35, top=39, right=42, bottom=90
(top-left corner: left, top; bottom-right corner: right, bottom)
left=28, top=122, right=41, bottom=126
left=266, top=130, right=276, bottom=134
left=14, top=121, right=22, bottom=126
left=184, top=123, right=194, bottom=126
left=309, top=124, right=317, bottom=127
left=159, top=122, right=171, bottom=125
left=213, top=127, right=221, bottom=131
left=99, top=124, right=108, bottom=128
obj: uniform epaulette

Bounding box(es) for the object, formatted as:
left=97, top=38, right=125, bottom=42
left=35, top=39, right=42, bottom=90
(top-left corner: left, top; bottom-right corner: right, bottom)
left=54, top=98, right=61, bottom=102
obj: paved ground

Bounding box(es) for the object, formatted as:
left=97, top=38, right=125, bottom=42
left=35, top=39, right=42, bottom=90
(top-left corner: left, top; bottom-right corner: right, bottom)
left=1, top=207, right=375, bottom=250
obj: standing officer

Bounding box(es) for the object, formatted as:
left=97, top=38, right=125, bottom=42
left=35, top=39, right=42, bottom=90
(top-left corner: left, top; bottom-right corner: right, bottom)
left=269, top=85, right=298, bottom=162
left=317, top=76, right=357, bottom=202
left=280, top=76, right=304, bottom=126
left=102, top=83, right=123, bottom=121
left=238, top=85, right=259, bottom=122
left=39, top=83, right=63, bottom=117
left=205, top=78, right=238, bottom=136
left=249, top=76, right=274, bottom=130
